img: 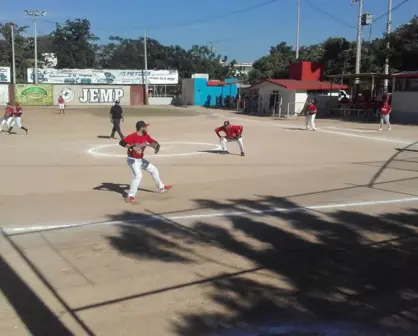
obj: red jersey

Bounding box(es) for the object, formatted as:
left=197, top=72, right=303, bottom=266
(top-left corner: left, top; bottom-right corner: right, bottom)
left=58, top=97, right=64, bottom=104
left=307, top=103, right=317, bottom=114
left=13, top=106, right=23, bottom=117
left=4, top=106, right=14, bottom=118
left=380, top=102, right=391, bottom=115
left=123, top=132, right=156, bottom=159
left=215, top=125, right=243, bottom=139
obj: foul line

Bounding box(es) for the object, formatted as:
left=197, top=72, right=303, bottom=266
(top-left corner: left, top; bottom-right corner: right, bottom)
left=87, top=142, right=222, bottom=158
left=229, top=116, right=412, bottom=145
left=3, top=197, right=418, bottom=235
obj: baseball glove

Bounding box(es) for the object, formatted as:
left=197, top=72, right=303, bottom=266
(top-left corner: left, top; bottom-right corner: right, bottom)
left=148, top=141, right=160, bottom=154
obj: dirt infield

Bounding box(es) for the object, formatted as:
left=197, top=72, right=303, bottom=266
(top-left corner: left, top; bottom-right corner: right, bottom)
left=1, top=106, right=418, bottom=336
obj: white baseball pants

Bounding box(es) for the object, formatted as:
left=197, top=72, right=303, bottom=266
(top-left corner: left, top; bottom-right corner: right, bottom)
left=7, top=117, right=22, bottom=128
left=1, top=117, right=10, bottom=130
left=220, top=137, right=245, bottom=153
left=305, top=114, right=316, bottom=130
left=380, top=114, right=391, bottom=128
left=58, top=103, right=65, bottom=110
left=127, top=157, right=164, bottom=197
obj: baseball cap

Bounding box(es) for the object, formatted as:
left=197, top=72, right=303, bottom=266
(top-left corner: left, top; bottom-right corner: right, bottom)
left=115, top=100, right=120, bottom=104
left=136, top=120, right=150, bottom=129
left=223, top=120, right=230, bottom=127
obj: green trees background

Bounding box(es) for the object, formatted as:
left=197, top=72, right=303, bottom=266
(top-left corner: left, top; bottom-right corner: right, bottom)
left=0, top=15, right=417, bottom=83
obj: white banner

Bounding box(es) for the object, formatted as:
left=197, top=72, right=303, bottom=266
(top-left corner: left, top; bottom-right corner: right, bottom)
left=26, top=68, right=178, bottom=85
left=0, top=85, right=9, bottom=105
left=0, top=67, right=11, bottom=83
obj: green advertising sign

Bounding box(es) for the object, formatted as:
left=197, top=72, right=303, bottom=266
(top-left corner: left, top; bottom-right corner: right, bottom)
left=15, top=84, right=53, bottom=105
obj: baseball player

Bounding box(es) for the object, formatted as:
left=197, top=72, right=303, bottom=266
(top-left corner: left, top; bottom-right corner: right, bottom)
left=305, top=99, right=317, bottom=131
left=1, top=103, right=14, bottom=132
left=110, top=100, right=124, bottom=139
left=379, top=98, right=392, bottom=131
left=215, top=121, right=245, bottom=156
left=58, top=95, right=65, bottom=114
left=7, top=103, right=28, bottom=135
left=119, top=120, right=172, bottom=204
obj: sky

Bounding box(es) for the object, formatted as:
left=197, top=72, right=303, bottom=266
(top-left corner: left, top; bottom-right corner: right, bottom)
left=1, top=0, right=416, bottom=63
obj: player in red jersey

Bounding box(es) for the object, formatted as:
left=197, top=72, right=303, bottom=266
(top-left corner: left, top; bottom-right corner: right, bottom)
left=119, top=121, right=172, bottom=204
left=215, top=121, right=245, bottom=156
left=57, top=95, right=65, bottom=114
left=7, top=102, right=28, bottom=135
left=1, top=103, right=14, bottom=132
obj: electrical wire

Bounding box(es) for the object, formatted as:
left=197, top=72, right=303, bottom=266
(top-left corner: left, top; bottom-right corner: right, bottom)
left=372, top=0, right=409, bottom=23
left=304, top=0, right=356, bottom=29
left=38, top=0, right=280, bottom=32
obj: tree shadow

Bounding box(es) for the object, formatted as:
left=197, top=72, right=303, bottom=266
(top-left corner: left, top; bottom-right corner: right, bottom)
left=99, top=192, right=418, bottom=335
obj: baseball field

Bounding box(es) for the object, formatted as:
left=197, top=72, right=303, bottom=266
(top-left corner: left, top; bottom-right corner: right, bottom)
left=1, top=105, right=418, bottom=336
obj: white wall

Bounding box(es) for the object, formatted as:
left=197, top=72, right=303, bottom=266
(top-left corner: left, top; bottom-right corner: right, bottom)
left=148, top=97, right=174, bottom=105
left=294, top=91, right=309, bottom=114
left=252, top=82, right=295, bottom=116
left=181, top=78, right=194, bottom=105
left=391, top=91, right=418, bottom=123
left=0, top=85, right=9, bottom=106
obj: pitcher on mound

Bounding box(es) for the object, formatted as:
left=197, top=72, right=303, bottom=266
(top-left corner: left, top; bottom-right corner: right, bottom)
left=119, top=121, right=172, bottom=204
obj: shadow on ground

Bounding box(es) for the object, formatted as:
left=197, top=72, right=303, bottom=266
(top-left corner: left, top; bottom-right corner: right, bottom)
left=98, top=141, right=418, bottom=335
left=101, top=193, right=418, bottom=335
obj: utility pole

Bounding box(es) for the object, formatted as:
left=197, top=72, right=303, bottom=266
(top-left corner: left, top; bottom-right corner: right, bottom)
left=296, top=0, right=301, bottom=59
left=24, top=10, right=47, bottom=84
left=353, top=0, right=363, bottom=79
left=11, top=24, right=16, bottom=87
left=384, top=0, right=392, bottom=92
left=143, top=30, right=149, bottom=105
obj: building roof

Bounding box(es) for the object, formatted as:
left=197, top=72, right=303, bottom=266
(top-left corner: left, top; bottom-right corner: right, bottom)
left=264, top=79, right=348, bottom=90
left=392, top=71, right=418, bottom=78
left=327, top=73, right=392, bottom=80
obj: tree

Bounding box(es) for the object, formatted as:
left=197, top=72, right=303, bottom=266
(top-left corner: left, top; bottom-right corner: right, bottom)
left=0, top=23, right=36, bottom=82
left=51, top=19, right=98, bottom=68
left=386, top=15, right=418, bottom=72
left=249, top=42, right=295, bottom=83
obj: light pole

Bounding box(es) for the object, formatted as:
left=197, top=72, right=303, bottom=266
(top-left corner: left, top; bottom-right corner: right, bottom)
left=296, top=0, right=301, bottom=59
left=384, top=0, right=392, bottom=92
left=10, top=24, right=16, bottom=86
left=352, top=0, right=363, bottom=80
left=143, top=30, right=149, bottom=105
left=24, top=10, right=47, bottom=84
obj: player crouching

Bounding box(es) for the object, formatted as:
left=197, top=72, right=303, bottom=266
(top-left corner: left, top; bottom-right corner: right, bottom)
left=215, top=121, right=245, bottom=156
left=7, top=103, right=28, bottom=135
left=119, top=121, right=172, bottom=204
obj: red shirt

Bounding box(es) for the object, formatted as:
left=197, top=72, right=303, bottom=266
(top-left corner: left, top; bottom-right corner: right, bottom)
left=58, top=97, right=64, bottom=104
left=380, top=102, right=391, bottom=115
left=123, top=132, right=156, bottom=159
left=307, top=103, right=317, bottom=114
left=4, top=106, right=14, bottom=118
left=14, top=106, right=23, bottom=117
left=215, top=125, right=243, bottom=139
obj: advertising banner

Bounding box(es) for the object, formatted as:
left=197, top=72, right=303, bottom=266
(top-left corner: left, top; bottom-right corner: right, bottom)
left=15, top=84, right=53, bottom=106
left=53, top=85, right=131, bottom=105
left=27, top=68, right=178, bottom=85
left=0, top=85, right=9, bottom=105
left=0, top=66, right=11, bottom=83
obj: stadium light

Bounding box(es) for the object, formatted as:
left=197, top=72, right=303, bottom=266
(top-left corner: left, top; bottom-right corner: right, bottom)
left=24, top=10, right=47, bottom=84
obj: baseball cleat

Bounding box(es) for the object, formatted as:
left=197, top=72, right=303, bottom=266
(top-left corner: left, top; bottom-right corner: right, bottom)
left=124, top=196, right=136, bottom=204
left=160, top=185, right=172, bottom=193
left=241, top=152, right=245, bottom=156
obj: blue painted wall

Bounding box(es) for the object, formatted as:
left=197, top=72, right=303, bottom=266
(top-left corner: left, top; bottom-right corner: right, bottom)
left=191, top=78, right=238, bottom=106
